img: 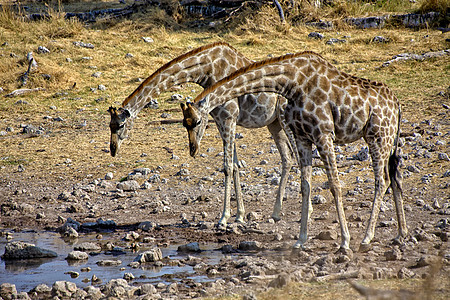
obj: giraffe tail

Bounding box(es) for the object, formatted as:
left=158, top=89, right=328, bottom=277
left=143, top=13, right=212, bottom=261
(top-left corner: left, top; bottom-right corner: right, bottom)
left=388, top=107, right=402, bottom=193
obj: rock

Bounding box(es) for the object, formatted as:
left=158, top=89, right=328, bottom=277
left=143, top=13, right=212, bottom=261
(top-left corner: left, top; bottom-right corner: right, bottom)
left=372, top=36, right=389, bottom=43
left=246, top=211, right=260, bottom=221
left=308, top=32, right=324, bottom=39
left=134, top=248, right=163, bottom=263
left=92, top=71, right=102, bottom=78
left=438, top=153, right=450, bottom=161
left=105, top=172, right=114, bottom=180
left=413, top=255, right=438, bottom=268
left=123, top=272, right=135, bottom=281
left=138, top=221, right=157, bottom=231
left=98, top=84, right=106, bottom=91
left=66, top=251, right=89, bottom=260
left=238, top=241, right=262, bottom=251
left=397, top=267, right=415, bottom=279
left=103, top=279, right=135, bottom=298
left=353, top=147, right=369, bottom=161
left=124, top=231, right=140, bottom=241
left=268, top=273, right=291, bottom=288
left=326, top=38, right=346, bottom=45
left=37, top=46, right=50, bottom=54
left=117, top=180, right=140, bottom=191
left=0, top=283, right=17, bottom=300
left=139, top=283, right=157, bottom=295
left=142, top=37, right=154, bottom=43
left=171, top=93, right=183, bottom=101
left=51, top=281, right=77, bottom=298
left=73, top=41, right=94, bottom=49
left=384, top=248, right=402, bottom=261
left=84, top=286, right=103, bottom=299
left=30, top=283, right=52, bottom=294
left=312, top=194, right=327, bottom=204
left=315, top=230, right=337, bottom=240
left=1, top=241, right=57, bottom=259
left=178, top=242, right=200, bottom=252
left=125, top=53, right=134, bottom=58
left=96, top=259, right=122, bottom=266
left=74, top=242, right=101, bottom=252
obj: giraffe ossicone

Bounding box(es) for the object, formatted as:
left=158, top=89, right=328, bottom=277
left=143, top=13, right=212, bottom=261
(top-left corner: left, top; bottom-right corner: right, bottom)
left=108, top=42, right=297, bottom=227
left=185, top=51, right=408, bottom=250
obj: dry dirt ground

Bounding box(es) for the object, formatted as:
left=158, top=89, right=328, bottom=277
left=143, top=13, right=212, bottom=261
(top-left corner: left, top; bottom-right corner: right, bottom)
left=0, top=87, right=449, bottom=298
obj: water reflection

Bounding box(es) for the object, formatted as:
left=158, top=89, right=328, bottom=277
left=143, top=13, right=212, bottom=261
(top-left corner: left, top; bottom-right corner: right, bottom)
left=0, top=230, right=221, bottom=292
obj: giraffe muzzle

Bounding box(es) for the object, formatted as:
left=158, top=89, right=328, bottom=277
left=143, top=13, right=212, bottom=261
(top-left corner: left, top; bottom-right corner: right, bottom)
left=189, top=143, right=199, bottom=157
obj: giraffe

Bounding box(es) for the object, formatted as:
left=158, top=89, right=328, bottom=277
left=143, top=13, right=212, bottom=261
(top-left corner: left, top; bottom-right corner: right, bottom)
left=182, top=51, right=408, bottom=251
left=108, top=42, right=297, bottom=227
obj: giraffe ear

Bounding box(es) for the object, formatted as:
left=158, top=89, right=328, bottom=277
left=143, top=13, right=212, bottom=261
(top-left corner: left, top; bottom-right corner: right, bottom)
left=108, top=106, right=116, bottom=115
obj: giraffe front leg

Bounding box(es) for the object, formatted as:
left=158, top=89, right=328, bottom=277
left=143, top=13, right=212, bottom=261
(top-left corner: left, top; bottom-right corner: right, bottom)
left=293, top=140, right=312, bottom=249
left=232, top=145, right=245, bottom=224
left=218, top=121, right=236, bottom=227
left=320, top=139, right=350, bottom=251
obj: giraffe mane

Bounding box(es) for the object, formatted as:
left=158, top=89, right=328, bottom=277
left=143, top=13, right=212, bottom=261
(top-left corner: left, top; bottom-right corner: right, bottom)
left=194, top=51, right=323, bottom=103
left=121, top=41, right=242, bottom=107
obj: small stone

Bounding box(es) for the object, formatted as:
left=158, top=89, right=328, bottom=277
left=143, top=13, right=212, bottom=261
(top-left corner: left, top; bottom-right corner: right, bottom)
left=315, top=230, right=337, bottom=240
left=308, top=32, right=324, bottom=39
left=312, top=195, right=327, bottom=204
left=438, top=153, right=450, bottom=161
left=105, top=172, right=114, bottom=180
left=123, top=272, right=135, bottom=281
left=372, top=36, right=388, bottom=43
left=98, top=84, right=106, bottom=91
left=51, top=281, right=77, bottom=298
left=384, top=248, right=402, bottom=261
left=142, top=37, right=154, bottom=43
left=134, top=248, right=163, bottom=263
left=66, top=251, right=89, bottom=260
left=398, top=267, right=415, bottom=279
left=178, top=242, right=200, bottom=252
left=92, top=72, right=102, bottom=78
left=171, top=94, right=183, bottom=101
left=74, top=242, right=101, bottom=252
left=117, top=180, right=140, bottom=191
left=96, top=259, right=122, bottom=266
left=238, top=241, right=262, bottom=251
left=125, top=53, right=134, bottom=58
left=37, top=46, right=50, bottom=54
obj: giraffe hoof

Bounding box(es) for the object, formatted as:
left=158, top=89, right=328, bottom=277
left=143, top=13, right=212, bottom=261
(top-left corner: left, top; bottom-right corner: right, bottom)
left=358, top=243, right=371, bottom=253
left=335, top=247, right=353, bottom=258
left=216, top=223, right=227, bottom=231
left=271, top=215, right=281, bottom=222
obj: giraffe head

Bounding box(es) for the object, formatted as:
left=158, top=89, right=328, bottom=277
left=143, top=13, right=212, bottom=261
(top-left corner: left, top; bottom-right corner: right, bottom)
left=108, top=106, right=132, bottom=157
left=180, top=101, right=209, bottom=157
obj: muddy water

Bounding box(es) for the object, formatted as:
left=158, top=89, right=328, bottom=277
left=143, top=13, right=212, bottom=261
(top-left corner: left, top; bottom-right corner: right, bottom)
left=0, top=231, right=222, bottom=292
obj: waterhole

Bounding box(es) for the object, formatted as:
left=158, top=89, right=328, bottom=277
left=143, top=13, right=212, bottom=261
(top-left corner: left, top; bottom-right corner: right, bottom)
left=0, top=230, right=223, bottom=292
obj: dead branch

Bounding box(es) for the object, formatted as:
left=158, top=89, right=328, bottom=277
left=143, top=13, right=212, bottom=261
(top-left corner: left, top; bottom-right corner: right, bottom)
left=5, top=88, right=44, bottom=98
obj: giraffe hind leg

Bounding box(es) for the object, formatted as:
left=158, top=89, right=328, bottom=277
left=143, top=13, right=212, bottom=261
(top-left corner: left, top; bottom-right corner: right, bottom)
left=389, top=150, right=408, bottom=243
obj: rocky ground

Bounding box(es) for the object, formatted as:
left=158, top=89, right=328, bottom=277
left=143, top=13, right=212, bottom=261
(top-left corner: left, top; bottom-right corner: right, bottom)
left=0, top=94, right=449, bottom=299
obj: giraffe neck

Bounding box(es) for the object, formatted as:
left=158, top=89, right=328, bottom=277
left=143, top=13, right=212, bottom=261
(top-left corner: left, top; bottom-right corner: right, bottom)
left=121, top=42, right=251, bottom=117
left=196, top=52, right=332, bottom=114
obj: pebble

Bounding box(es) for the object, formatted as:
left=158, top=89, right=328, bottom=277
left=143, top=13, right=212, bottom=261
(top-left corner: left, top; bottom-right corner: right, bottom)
left=134, top=248, right=162, bottom=263
left=66, top=251, right=89, bottom=260
left=308, top=32, right=324, bottom=39
left=73, top=41, right=94, bottom=49
left=37, top=46, right=50, bottom=54
left=142, top=37, right=154, bottom=43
